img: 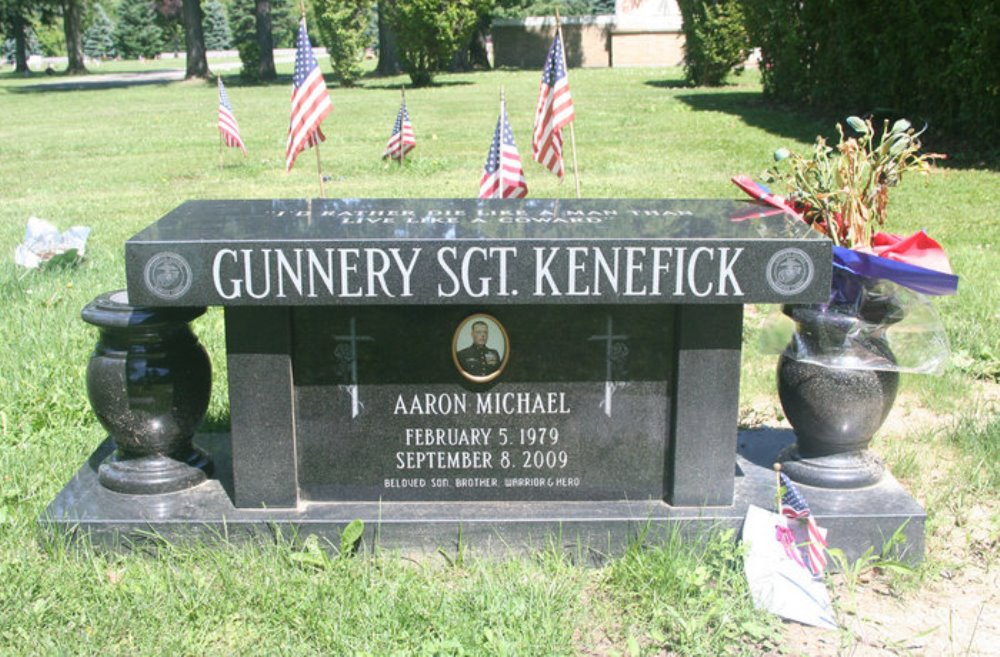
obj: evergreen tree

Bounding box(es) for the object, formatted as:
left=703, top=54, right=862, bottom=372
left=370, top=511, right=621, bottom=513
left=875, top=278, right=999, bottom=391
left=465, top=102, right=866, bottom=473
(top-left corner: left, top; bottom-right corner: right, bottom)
left=229, top=0, right=255, bottom=45
left=154, top=0, right=182, bottom=56
left=383, top=0, right=482, bottom=86
left=203, top=0, right=231, bottom=50
left=83, top=3, right=115, bottom=58
left=114, top=0, right=163, bottom=59
left=229, top=0, right=258, bottom=80
left=314, top=0, right=374, bottom=87
left=230, top=0, right=291, bottom=81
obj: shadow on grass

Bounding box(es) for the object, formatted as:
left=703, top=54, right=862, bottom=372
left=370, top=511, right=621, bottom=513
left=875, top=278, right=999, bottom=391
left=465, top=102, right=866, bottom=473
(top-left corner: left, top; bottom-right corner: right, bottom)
left=670, top=88, right=999, bottom=170
left=644, top=79, right=694, bottom=90
left=360, top=79, right=474, bottom=90
left=673, top=89, right=835, bottom=146
left=6, top=68, right=186, bottom=92
left=216, top=73, right=473, bottom=91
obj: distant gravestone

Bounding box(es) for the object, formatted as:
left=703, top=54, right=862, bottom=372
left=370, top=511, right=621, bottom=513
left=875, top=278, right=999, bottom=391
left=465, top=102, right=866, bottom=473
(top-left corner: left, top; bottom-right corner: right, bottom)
left=44, top=199, right=927, bottom=559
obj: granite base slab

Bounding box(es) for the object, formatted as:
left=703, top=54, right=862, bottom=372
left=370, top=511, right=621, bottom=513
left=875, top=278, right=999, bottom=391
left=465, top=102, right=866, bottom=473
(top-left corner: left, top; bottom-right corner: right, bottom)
left=42, top=429, right=925, bottom=563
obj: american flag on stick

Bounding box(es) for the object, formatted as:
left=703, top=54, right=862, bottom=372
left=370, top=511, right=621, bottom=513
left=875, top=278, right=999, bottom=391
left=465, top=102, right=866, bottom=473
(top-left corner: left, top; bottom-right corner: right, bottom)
left=383, top=94, right=415, bottom=160
left=532, top=30, right=575, bottom=178
left=479, top=96, right=527, bottom=199
left=780, top=473, right=829, bottom=575
left=217, top=77, right=246, bottom=155
left=285, top=17, right=332, bottom=172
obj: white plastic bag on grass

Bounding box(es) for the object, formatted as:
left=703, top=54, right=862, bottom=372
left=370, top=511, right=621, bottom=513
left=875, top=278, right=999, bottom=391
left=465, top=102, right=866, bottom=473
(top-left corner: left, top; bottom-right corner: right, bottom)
left=14, top=216, right=90, bottom=269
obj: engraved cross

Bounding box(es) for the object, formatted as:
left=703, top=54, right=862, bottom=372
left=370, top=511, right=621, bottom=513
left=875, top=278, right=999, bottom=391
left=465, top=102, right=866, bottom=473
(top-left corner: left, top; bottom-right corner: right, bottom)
left=588, top=315, right=629, bottom=418
left=334, top=316, right=374, bottom=418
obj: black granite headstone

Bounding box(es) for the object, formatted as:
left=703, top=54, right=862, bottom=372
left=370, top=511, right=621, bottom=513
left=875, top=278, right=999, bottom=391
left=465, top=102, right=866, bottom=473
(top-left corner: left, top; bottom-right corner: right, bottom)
left=42, top=199, right=927, bottom=560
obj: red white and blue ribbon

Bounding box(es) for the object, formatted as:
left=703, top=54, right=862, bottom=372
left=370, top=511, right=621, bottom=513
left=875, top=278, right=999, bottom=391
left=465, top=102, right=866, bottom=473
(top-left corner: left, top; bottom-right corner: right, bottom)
left=732, top=175, right=958, bottom=296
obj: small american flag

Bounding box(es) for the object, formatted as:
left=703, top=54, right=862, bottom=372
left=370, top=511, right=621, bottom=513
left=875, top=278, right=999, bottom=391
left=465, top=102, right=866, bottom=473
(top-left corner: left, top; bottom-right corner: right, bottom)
left=479, top=101, right=527, bottom=199
left=532, top=31, right=575, bottom=177
left=217, top=77, right=246, bottom=154
left=383, top=99, right=415, bottom=160
left=780, top=473, right=829, bottom=575
left=285, top=17, right=332, bottom=172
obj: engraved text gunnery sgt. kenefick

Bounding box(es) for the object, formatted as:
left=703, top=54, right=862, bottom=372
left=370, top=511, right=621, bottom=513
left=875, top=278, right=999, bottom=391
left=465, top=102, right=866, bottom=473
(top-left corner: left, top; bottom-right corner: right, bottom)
left=457, top=320, right=501, bottom=377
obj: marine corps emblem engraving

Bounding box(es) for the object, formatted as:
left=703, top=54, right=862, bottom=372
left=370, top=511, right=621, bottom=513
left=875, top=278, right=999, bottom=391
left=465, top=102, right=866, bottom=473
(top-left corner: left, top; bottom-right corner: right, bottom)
left=766, top=248, right=814, bottom=296
left=144, top=252, right=193, bottom=300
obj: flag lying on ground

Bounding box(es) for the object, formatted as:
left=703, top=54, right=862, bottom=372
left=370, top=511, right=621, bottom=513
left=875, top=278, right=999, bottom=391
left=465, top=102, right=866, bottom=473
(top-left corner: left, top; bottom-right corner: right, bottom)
left=383, top=98, right=415, bottom=160
left=285, top=17, right=332, bottom=172
left=743, top=504, right=837, bottom=629
left=780, top=473, right=829, bottom=575
left=217, top=77, right=246, bottom=155
left=532, top=31, right=575, bottom=177
left=479, top=102, right=527, bottom=199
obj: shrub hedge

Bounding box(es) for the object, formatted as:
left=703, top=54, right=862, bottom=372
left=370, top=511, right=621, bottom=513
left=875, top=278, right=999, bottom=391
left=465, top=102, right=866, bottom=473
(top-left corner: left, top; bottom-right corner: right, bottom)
left=677, top=0, right=750, bottom=87
left=741, top=0, right=1000, bottom=147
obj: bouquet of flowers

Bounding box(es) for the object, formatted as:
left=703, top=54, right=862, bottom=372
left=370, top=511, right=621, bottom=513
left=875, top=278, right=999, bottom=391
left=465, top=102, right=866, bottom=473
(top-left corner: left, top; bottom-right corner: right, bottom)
left=734, top=117, right=959, bottom=373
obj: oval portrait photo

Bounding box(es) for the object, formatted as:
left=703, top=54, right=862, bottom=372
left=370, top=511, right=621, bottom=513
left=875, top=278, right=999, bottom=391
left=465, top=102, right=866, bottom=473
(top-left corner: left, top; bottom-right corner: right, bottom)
left=451, top=313, right=510, bottom=383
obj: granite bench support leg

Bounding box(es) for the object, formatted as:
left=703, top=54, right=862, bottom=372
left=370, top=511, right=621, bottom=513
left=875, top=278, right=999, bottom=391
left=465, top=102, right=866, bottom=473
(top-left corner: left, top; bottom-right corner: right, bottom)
left=667, top=304, right=742, bottom=507
left=225, top=306, right=299, bottom=508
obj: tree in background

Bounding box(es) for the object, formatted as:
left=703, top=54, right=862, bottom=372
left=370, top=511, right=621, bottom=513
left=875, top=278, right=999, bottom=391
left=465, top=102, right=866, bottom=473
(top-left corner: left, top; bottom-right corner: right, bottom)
left=451, top=0, right=491, bottom=71
left=2, top=24, right=37, bottom=72
left=253, top=0, right=275, bottom=80
left=229, top=0, right=257, bottom=79
left=742, top=0, right=1000, bottom=146
left=231, top=0, right=294, bottom=82
left=83, top=2, right=116, bottom=57
left=314, top=0, right=374, bottom=86
left=382, top=0, right=481, bottom=86
left=181, top=0, right=210, bottom=77
left=154, top=0, right=182, bottom=55
left=34, top=20, right=66, bottom=56
left=202, top=0, right=230, bottom=49
left=1, top=0, right=46, bottom=73
left=491, top=0, right=610, bottom=18
left=374, top=0, right=398, bottom=75
left=676, top=0, right=749, bottom=86
left=60, top=0, right=87, bottom=72
left=2, top=24, right=42, bottom=71
left=114, top=0, right=163, bottom=59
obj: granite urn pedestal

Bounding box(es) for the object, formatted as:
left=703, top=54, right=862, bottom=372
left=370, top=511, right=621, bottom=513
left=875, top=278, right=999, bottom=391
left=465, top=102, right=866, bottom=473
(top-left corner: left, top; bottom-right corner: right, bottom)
left=81, top=290, right=212, bottom=494
left=44, top=199, right=927, bottom=561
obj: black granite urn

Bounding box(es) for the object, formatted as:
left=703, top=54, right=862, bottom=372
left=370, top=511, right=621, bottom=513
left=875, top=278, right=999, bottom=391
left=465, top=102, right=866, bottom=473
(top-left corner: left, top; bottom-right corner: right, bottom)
left=776, top=291, right=902, bottom=488
left=82, top=290, right=212, bottom=494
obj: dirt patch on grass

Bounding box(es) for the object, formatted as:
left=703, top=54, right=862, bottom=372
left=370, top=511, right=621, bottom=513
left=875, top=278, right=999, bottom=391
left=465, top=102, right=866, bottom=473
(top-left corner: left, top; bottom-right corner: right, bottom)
left=778, top=378, right=1000, bottom=656
left=783, top=561, right=999, bottom=656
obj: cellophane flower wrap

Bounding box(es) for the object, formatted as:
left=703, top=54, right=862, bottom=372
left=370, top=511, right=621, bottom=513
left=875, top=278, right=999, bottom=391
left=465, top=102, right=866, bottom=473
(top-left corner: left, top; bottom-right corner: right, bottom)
left=758, top=267, right=951, bottom=373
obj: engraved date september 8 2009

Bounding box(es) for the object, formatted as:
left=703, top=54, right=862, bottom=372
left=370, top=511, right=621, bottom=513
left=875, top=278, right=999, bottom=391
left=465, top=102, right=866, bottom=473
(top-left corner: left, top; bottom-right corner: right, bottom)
left=394, top=426, right=569, bottom=471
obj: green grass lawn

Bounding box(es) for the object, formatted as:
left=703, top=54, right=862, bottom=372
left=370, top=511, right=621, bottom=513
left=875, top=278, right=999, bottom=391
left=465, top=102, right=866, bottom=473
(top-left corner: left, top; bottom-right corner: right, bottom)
left=0, top=60, right=997, bottom=655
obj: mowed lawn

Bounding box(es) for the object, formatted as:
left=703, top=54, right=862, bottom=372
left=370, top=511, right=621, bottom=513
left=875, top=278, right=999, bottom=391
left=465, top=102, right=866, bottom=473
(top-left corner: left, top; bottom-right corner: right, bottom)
left=0, top=60, right=997, bottom=655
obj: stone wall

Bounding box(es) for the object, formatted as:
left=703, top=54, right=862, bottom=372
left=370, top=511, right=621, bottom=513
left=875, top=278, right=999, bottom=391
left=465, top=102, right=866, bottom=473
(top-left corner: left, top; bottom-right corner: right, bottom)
left=491, top=16, right=614, bottom=69
left=609, top=28, right=685, bottom=67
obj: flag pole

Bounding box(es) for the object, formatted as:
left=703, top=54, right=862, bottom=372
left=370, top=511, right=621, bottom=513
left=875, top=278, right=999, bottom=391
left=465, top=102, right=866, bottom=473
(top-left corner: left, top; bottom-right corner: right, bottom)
left=315, top=145, right=326, bottom=197
left=773, top=463, right=782, bottom=514
left=399, top=85, right=406, bottom=168
left=216, top=76, right=225, bottom=173
left=555, top=9, right=581, bottom=198
left=299, top=2, right=326, bottom=197
left=497, top=87, right=505, bottom=200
